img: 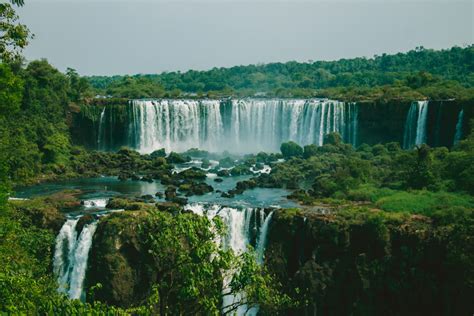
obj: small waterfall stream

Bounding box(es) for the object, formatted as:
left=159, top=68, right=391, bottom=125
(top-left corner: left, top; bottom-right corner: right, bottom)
left=186, top=203, right=274, bottom=315
left=403, top=101, right=429, bottom=149
left=453, top=109, right=464, bottom=145
left=53, top=216, right=98, bottom=300
left=97, top=107, right=106, bottom=151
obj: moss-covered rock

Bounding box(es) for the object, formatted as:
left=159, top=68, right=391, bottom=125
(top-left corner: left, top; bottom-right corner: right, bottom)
left=76, top=214, right=95, bottom=235
left=87, top=211, right=155, bottom=307
left=106, top=198, right=154, bottom=211
left=10, top=197, right=67, bottom=233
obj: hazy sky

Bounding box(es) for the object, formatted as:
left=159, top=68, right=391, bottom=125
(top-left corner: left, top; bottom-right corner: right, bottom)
left=18, top=0, right=473, bottom=75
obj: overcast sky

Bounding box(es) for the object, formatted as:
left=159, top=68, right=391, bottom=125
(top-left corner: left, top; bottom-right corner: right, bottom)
left=17, top=0, right=473, bottom=75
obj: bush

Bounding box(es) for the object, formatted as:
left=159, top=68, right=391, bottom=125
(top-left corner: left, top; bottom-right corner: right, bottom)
left=280, top=141, right=303, bottom=158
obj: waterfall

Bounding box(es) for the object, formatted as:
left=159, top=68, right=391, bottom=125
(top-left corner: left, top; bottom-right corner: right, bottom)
left=255, top=211, right=273, bottom=264
left=186, top=204, right=274, bottom=315
left=53, top=218, right=79, bottom=294
left=68, top=222, right=98, bottom=300
left=82, top=198, right=108, bottom=208
left=103, top=99, right=358, bottom=154
left=53, top=217, right=98, bottom=300
left=97, top=107, right=106, bottom=151
left=453, top=109, right=464, bottom=145
left=403, top=101, right=429, bottom=149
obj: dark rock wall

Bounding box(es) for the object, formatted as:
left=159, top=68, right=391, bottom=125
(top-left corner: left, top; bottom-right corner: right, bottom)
left=357, top=101, right=411, bottom=145
left=264, top=209, right=473, bottom=316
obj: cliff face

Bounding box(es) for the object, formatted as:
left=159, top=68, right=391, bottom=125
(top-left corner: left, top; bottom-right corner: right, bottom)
left=72, top=99, right=474, bottom=151
left=264, top=209, right=473, bottom=316
left=71, top=103, right=130, bottom=150
left=86, top=211, right=156, bottom=307
left=357, top=101, right=411, bottom=145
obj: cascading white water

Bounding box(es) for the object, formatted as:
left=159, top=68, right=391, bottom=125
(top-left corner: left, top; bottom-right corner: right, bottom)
left=126, top=99, right=358, bottom=154
left=97, top=107, right=106, bottom=150
left=82, top=198, right=108, bottom=208
left=68, top=222, right=98, bottom=300
left=255, top=211, right=273, bottom=265
left=415, top=101, right=429, bottom=145
left=453, top=109, right=464, bottom=145
left=53, top=218, right=79, bottom=294
left=186, top=203, right=274, bottom=315
left=403, top=101, right=429, bottom=149
left=53, top=217, right=98, bottom=300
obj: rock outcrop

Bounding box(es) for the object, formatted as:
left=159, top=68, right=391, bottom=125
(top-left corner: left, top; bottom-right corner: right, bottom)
left=86, top=211, right=155, bottom=307
left=264, top=208, right=473, bottom=315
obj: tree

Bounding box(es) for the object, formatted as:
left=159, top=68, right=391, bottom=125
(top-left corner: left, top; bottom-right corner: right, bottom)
left=0, top=2, right=30, bottom=62
left=323, top=132, right=342, bottom=146
left=407, top=144, right=435, bottom=189
left=66, top=68, right=91, bottom=102
left=280, top=141, right=303, bottom=159
left=140, top=211, right=291, bottom=315
left=0, top=63, right=23, bottom=115
left=303, top=144, right=318, bottom=158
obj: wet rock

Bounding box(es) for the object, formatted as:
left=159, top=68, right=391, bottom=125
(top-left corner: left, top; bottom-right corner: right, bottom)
left=230, top=164, right=251, bottom=176
left=169, top=197, right=188, bottom=205
left=214, top=177, right=224, bottom=183
left=221, top=192, right=234, bottom=198
left=178, top=181, right=214, bottom=196
left=219, top=157, right=234, bottom=168
left=76, top=214, right=95, bottom=235
left=201, top=159, right=210, bottom=169
left=217, top=169, right=231, bottom=177
left=140, top=176, right=153, bottom=183
left=118, top=173, right=129, bottom=181
left=150, top=148, right=166, bottom=158
left=106, top=198, right=143, bottom=211
left=235, top=179, right=257, bottom=192
left=166, top=152, right=190, bottom=164
left=155, top=192, right=164, bottom=198
left=165, top=186, right=177, bottom=200
left=140, top=194, right=155, bottom=201
left=177, top=167, right=207, bottom=180
left=155, top=202, right=182, bottom=214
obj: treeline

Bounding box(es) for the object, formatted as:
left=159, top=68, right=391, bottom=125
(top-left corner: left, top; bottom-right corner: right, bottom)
left=87, top=46, right=474, bottom=100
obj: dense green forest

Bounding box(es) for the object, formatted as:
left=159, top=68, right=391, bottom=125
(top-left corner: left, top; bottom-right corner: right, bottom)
left=87, top=45, right=474, bottom=101
left=1, top=0, right=473, bottom=314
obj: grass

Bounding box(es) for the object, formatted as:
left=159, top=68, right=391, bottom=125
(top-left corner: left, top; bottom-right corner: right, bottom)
left=347, top=184, right=474, bottom=216
left=375, top=190, right=474, bottom=215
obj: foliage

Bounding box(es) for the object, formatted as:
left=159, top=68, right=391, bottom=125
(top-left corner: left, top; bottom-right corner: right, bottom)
left=280, top=141, right=303, bottom=158
left=139, top=210, right=292, bottom=315
left=252, top=128, right=474, bottom=207
left=0, top=2, right=30, bottom=62
left=0, top=60, right=94, bottom=183
left=88, top=46, right=474, bottom=100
